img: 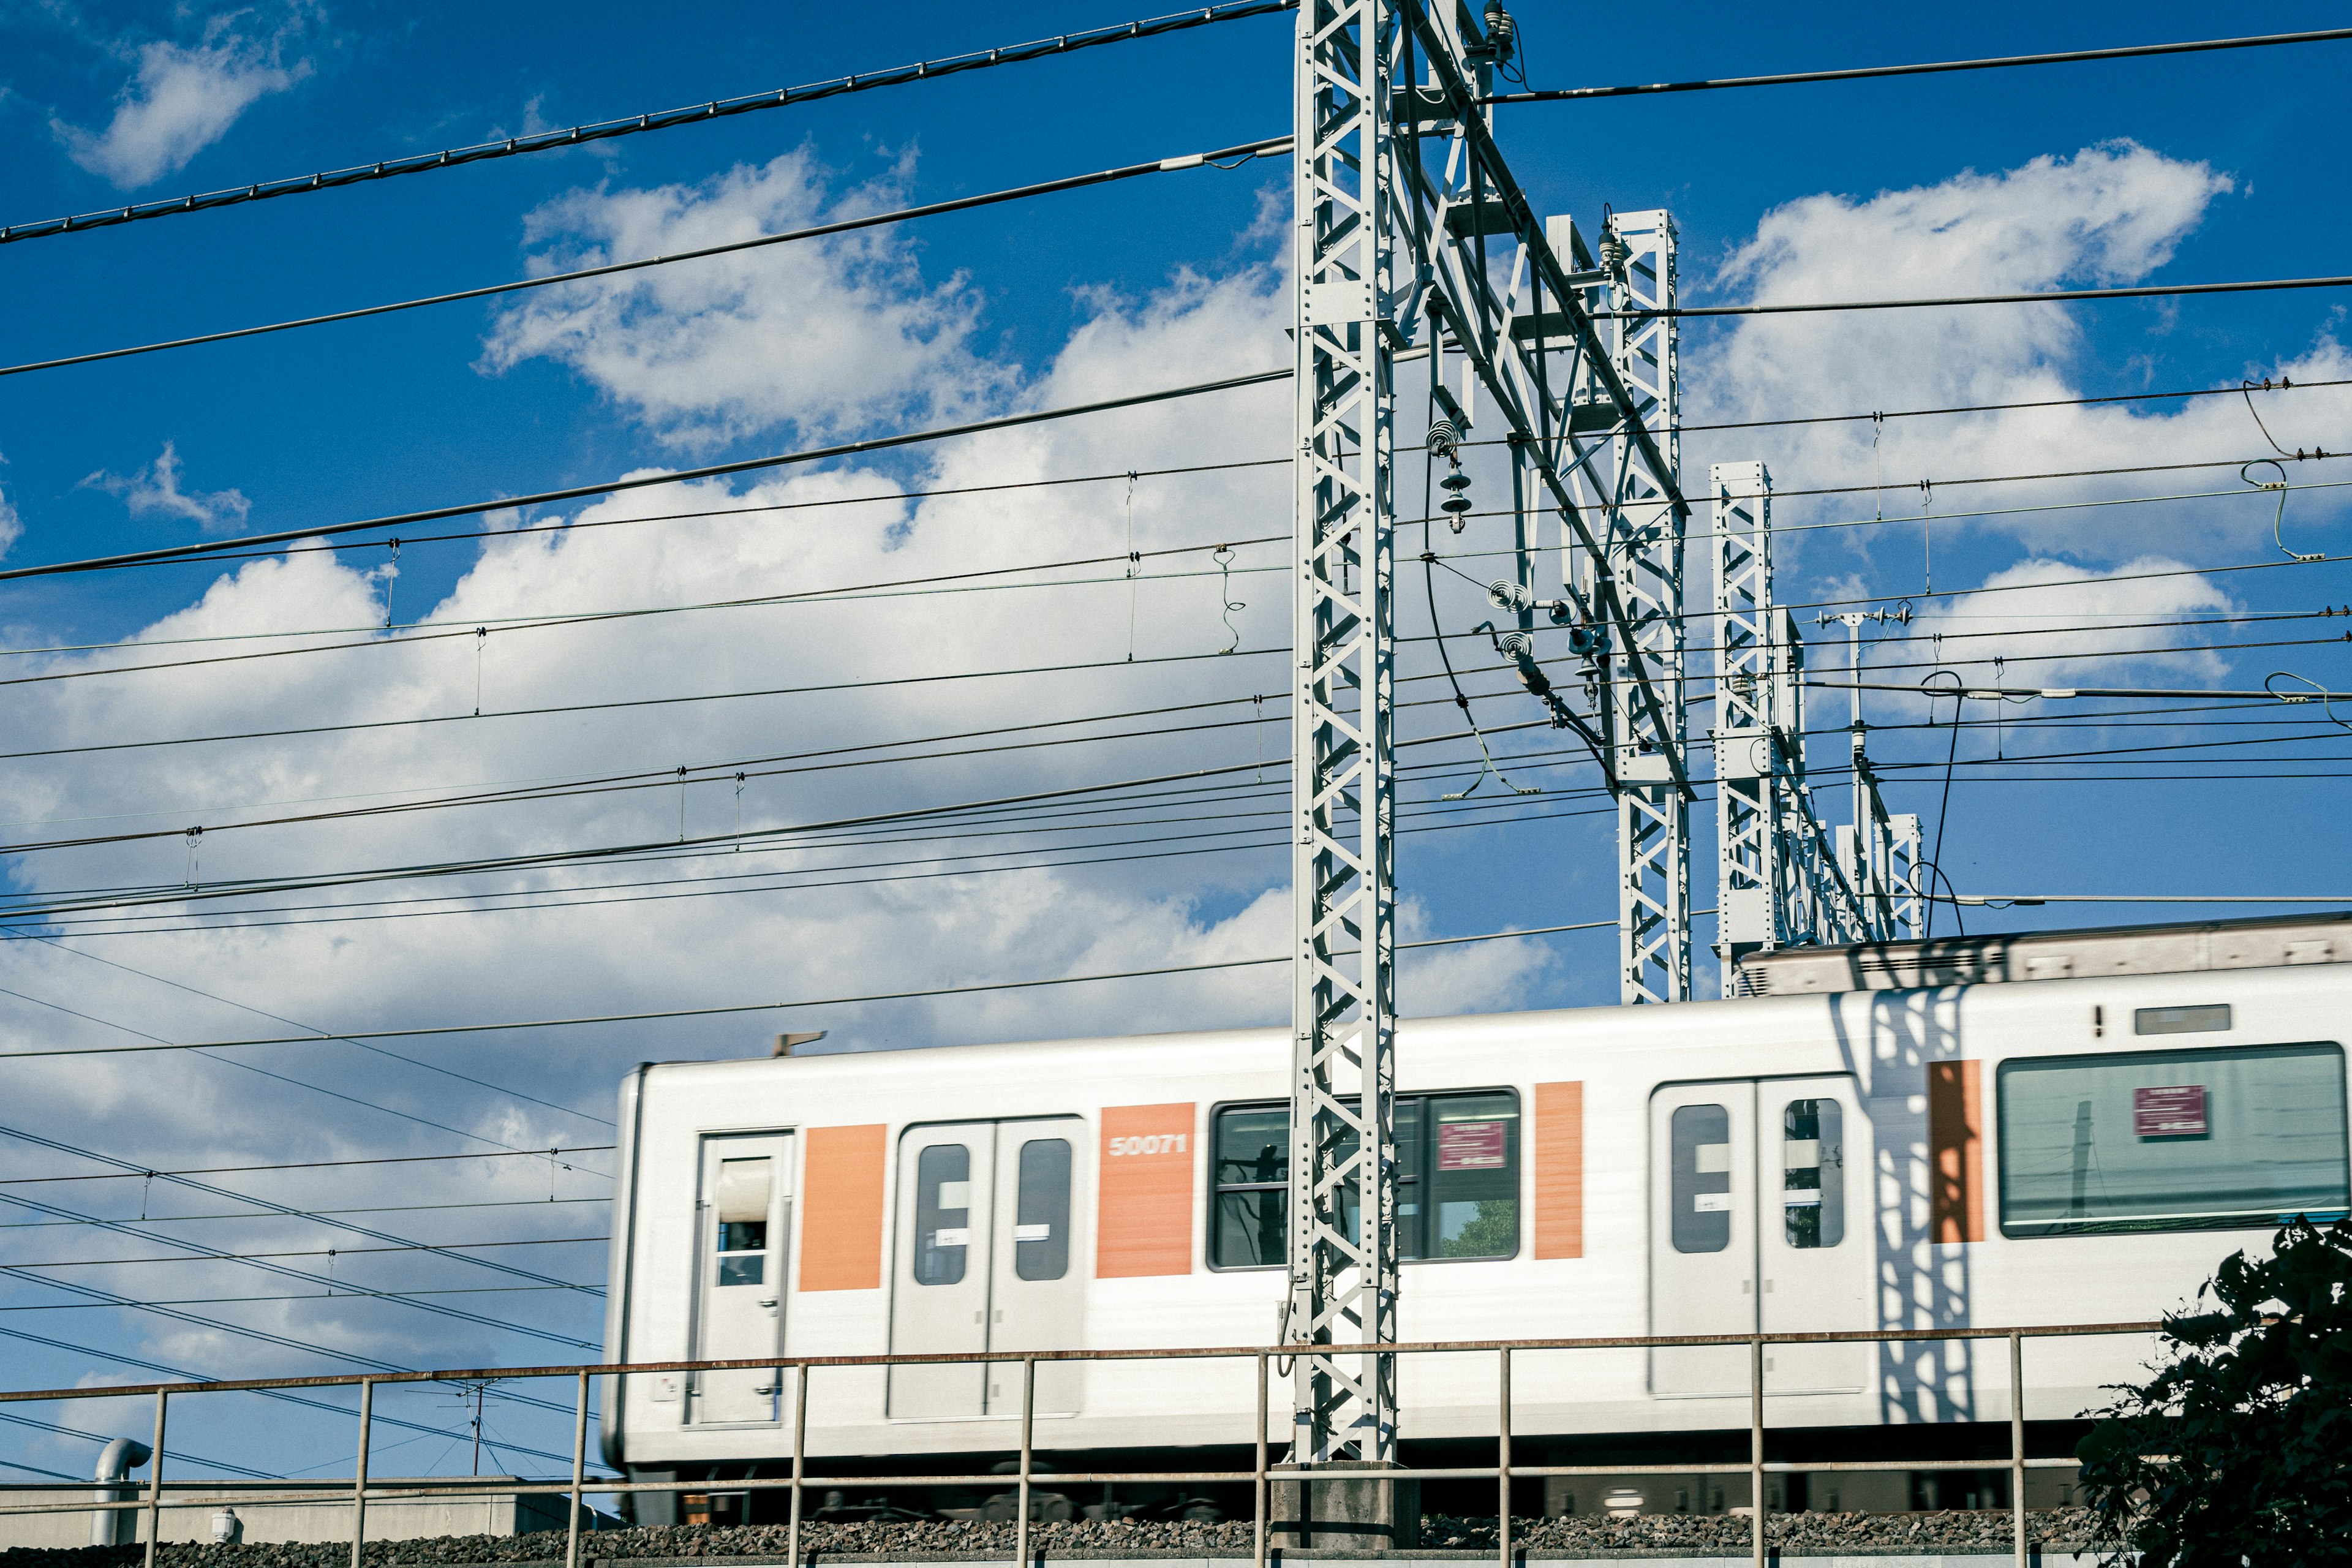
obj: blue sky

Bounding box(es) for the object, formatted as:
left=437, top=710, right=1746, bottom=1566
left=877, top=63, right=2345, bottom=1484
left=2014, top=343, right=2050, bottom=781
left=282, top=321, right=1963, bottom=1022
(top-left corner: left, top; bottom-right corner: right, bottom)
left=1, top=0, right=2350, bottom=1487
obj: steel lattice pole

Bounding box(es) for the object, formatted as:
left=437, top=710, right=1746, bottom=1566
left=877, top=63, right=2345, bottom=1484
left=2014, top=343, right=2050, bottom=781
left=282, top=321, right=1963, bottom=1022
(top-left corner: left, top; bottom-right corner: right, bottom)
left=1288, top=0, right=1398, bottom=1467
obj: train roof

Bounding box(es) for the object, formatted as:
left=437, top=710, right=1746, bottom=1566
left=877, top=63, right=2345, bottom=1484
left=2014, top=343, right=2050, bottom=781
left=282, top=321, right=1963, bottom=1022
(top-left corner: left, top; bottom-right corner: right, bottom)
left=1735, top=908, right=2352, bottom=996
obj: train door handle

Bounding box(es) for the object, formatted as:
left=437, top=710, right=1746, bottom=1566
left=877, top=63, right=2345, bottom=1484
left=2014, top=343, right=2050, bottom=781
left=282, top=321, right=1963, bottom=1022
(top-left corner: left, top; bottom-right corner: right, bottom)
left=759, top=1299, right=778, bottom=1309
left=1741, top=1280, right=1752, bottom=1294
left=973, top=1311, right=984, bottom=1324
left=993, top=1310, right=1003, bottom=1323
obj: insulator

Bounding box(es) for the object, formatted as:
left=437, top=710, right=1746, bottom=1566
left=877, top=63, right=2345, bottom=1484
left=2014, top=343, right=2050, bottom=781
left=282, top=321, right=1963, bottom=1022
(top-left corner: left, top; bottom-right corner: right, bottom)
left=1440, top=472, right=1472, bottom=492
left=1568, top=624, right=1610, bottom=658
left=1487, top=580, right=1534, bottom=612
left=1599, top=228, right=1631, bottom=277
left=1482, top=2, right=1516, bottom=60
left=1426, top=417, right=1462, bottom=464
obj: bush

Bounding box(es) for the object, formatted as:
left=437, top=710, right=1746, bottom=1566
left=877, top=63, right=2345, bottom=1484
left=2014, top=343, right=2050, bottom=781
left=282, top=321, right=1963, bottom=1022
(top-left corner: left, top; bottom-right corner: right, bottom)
left=2075, top=1215, right=2352, bottom=1566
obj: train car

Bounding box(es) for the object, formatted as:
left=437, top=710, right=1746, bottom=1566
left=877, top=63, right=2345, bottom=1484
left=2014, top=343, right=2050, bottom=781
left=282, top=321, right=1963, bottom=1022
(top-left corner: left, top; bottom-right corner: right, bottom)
left=600, top=913, right=2352, bottom=1521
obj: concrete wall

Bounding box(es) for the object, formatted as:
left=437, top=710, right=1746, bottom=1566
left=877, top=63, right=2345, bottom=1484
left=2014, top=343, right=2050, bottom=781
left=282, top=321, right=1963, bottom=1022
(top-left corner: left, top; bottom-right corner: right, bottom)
left=0, top=1480, right=591, bottom=1549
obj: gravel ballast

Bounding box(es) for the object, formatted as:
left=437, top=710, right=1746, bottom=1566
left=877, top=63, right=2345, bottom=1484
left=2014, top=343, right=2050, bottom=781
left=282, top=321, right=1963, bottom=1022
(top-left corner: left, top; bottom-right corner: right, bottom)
left=0, top=1510, right=2099, bottom=1564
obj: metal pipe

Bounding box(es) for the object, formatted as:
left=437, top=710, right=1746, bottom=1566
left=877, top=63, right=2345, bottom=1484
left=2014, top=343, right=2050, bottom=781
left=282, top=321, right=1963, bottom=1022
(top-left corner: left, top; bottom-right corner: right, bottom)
left=350, top=1380, right=372, bottom=1568
left=1252, top=1353, right=1267, bottom=1568
left=141, top=1392, right=167, bottom=1568
left=1497, top=1347, right=1512, bottom=1568
left=566, top=1371, right=588, bottom=1568
left=1749, top=1338, right=1764, bottom=1568
left=2010, top=1332, right=2027, bottom=1568
left=90, top=1437, right=151, bottom=1548
left=788, top=1363, right=808, bottom=1568
left=0, top=1319, right=2169, bottom=1403
left=1015, top=1359, right=1035, bottom=1568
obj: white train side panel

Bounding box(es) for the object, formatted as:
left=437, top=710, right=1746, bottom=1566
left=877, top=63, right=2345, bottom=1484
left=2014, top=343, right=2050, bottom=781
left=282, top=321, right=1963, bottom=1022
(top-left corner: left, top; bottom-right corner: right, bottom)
left=601, top=965, right=2351, bottom=1469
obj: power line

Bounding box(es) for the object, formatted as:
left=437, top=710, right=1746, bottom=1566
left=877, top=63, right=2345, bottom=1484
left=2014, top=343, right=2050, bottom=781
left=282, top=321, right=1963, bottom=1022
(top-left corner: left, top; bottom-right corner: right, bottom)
left=0, top=1, right=1295, bottom=245
left=0, top=1147, right=612, bottom=1187
left=0, top=608, right=2287, bottom=858
left=0, top=1325, right=578, bottom=1465
left=1485, top=22, right=2352, bottom=103
left=6, top=1237, right=606, bottom=1270
left=0, top=1126, right=603, bottom=1302
left=1594, top=272, right=2352, bottom=322
left=0, top=367, right=1289, bottom=582
left=0, top=1409, right=272, bottom=1479
left=0, top=1198, right=609, bottom=1231
left=0, top=1190, right=604, bottom=1347
left=0, top=137, right=1289, bottom=381
left=25, top=935, right=616, bottom=1129
left=1672, top=374, right=2352, bottom=434
left=0, top=920, right=1634, bottom=1061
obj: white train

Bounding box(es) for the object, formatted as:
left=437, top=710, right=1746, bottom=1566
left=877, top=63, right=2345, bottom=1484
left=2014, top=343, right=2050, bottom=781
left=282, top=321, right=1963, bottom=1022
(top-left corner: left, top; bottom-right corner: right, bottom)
left=600, top=913, right=2351, bottom=1521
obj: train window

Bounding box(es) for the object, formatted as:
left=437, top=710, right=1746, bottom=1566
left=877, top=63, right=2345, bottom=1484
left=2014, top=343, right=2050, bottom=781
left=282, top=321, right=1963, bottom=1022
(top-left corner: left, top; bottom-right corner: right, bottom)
left=1781, top=1099, right=1845, bottom=1249
left=1997, top=1042, right=2351, bottom=1238
left=913, top=1144, right=971, bottom=1285
left=1429, top=1093, right=1517, bottom=1258
left=1209, top=1092, right=1518, bottom=1267
left=712, top=1157, right=771, bottom=1286
left=1671, top=1104, right=1733, bottom=1254
left=1212, top=1106, right=1286, bottom=1267
left=1014, top=1138, right=1072, bottom=1281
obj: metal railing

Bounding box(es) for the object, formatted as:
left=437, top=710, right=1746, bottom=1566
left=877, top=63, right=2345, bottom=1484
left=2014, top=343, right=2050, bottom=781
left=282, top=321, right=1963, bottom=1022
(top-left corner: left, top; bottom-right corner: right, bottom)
left=0, top=1320, right=2157, bottom=1568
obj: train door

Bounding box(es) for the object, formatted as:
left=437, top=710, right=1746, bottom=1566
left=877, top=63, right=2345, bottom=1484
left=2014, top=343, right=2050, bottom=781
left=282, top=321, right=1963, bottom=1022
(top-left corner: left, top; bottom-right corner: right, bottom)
left=1757, top=1077, right=1870, bottom=1392
left=690, top=1133, right=793, bottom=1426
left=985, top=1121, right=1088, bottom=1416
left=889, top=1118, right=1088, bottom=1419
left=1649, top=1079, right=1870, bottom=1396
left=889, top=1123, right=997, bottom=1419
left=1649, top=1083, right=1758, bottom=1395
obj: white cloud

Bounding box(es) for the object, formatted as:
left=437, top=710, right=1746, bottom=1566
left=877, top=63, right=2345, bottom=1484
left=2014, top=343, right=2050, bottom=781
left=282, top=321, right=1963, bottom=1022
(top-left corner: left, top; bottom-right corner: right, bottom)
left=478, top=148, right=1012, bottom=450
left=1907, top=556, right=2237, bottom=692
left=51, top=13, right=314, bottom=189
left=0, top=466, right=20, bottom=560
left=1689, top=141, right=2352, bottom=567
left=80, top=440, right=250, bottom=532
left=0, top=202, right=1311, bottom=1382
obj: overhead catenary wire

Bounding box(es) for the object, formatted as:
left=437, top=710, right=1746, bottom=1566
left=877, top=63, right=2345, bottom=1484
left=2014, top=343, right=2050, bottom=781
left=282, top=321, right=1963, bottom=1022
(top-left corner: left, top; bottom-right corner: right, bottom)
left=1483, top=22, right=2352, bottom=103
left=0, top=367, right=1291, bottom=583
left=0, top=1147, right=612, bottom=1185
left=0, top=1, right=1297, bottom=245
left=0, top=1325, right=581, bottom=1465
left=0, top=608, right=2309, bottom=860
left=0, top=137, right=1292, bottom=381
left=0, top=1125, right=605, bottom=1302
left=1590, top=272, right=2352, bottom=322
left=0, top=918, right=1651, bottom=1062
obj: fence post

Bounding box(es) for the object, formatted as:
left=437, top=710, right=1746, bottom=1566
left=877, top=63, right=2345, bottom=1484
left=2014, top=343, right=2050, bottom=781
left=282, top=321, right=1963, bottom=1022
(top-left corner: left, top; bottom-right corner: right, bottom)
left=350, top=1381, right=372, bottom=1568
left=2009, top=1333, right=2026, bottom=1568
left=1497, top=1347, right=1512, bottom=1568
left=1252, top=1353, right=1268, bottom=1568
left=141, top=1390, right=167, bottom=1568
left=1749, top=1338, right=1765, bottom=1568
left=1014, top=1359, right=1035, bottom=1568
left=566, top=1371, right=589, bottom=1568
left=788, top=1363, right=809, bottom=1568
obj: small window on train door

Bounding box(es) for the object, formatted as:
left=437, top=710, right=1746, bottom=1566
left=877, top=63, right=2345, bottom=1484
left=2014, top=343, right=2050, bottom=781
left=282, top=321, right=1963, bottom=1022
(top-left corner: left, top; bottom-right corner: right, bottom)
left=913, top=1144, right=971, bottom=1285
left=1671, top=1104, right=1733, bottom=1254
left=712, top=1156, right=771, bottom=1286
left=1781, top=1098, right=1845, bottom=1248
left=1013, top=1137, right=1071, bottom=1281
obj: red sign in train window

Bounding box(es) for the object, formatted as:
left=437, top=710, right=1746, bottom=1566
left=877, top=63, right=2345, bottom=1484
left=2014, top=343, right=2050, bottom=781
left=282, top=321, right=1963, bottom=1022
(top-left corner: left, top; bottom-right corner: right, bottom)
left=1439, top=1120, right=1507, bottom=1170
left=2133, top=1085, right=2208, bottom=1138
